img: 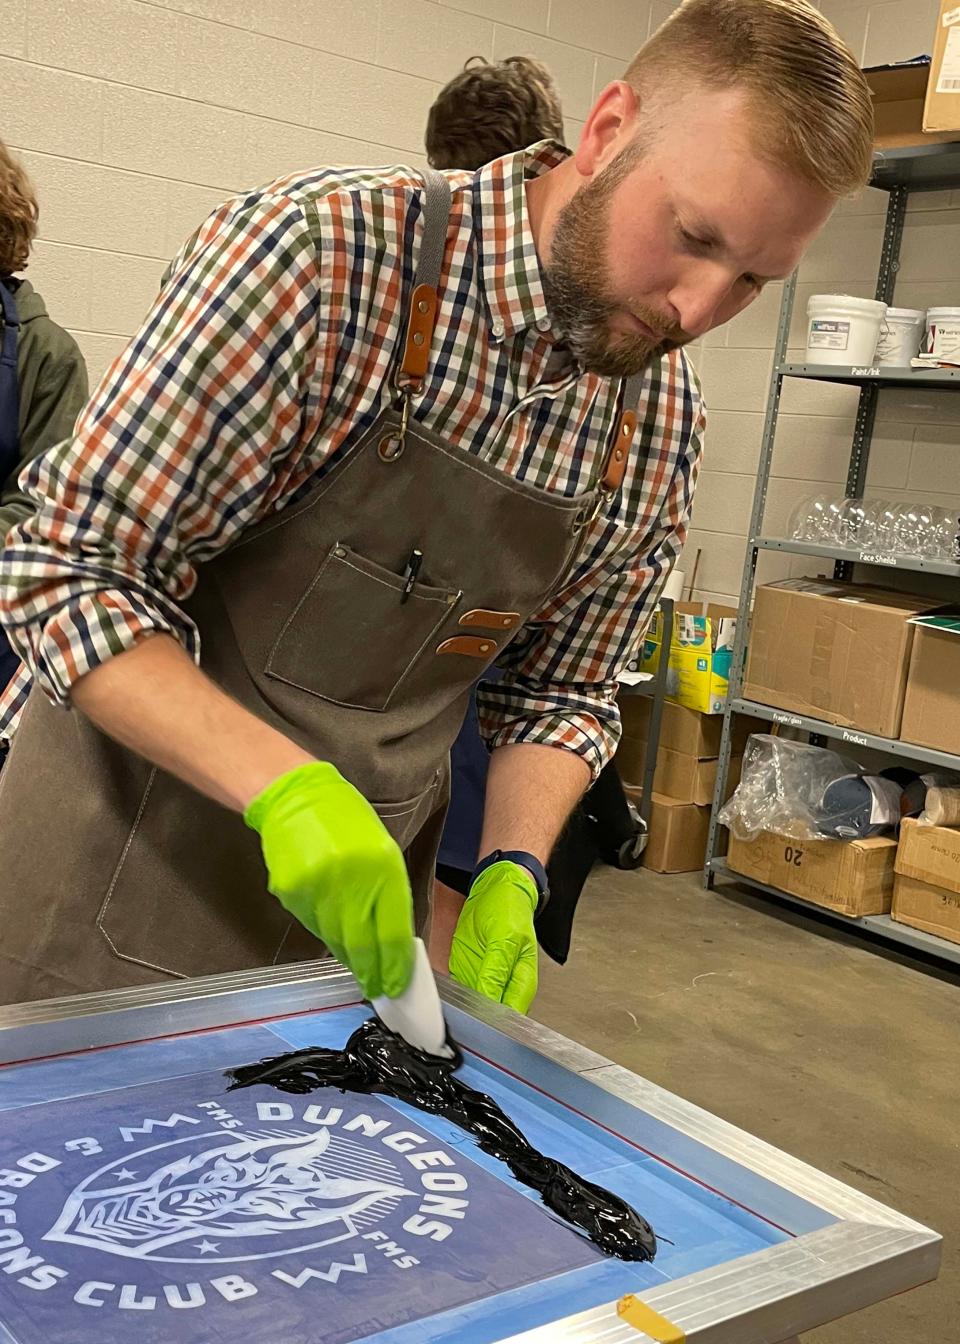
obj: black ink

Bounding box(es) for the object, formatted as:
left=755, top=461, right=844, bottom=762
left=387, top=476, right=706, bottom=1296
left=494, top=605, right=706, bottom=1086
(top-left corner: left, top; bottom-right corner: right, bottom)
left=226, top=1016, right=656, bottom=1263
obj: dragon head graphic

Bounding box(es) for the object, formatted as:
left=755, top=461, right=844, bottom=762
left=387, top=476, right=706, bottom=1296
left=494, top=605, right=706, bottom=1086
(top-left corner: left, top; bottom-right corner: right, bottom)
left=44, top=1129, right=414, bottom=1263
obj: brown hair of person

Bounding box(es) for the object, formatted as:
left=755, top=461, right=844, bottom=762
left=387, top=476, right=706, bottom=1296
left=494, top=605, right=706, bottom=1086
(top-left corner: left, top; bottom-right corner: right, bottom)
left=0, top=139, right=38, bottom=275
left=426, top=55, right=565, bottom=170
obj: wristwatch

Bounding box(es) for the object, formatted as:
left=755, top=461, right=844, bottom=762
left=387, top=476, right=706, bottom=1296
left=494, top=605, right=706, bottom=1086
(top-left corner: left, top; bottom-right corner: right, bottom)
left=472, top=848, right=550, bottom=916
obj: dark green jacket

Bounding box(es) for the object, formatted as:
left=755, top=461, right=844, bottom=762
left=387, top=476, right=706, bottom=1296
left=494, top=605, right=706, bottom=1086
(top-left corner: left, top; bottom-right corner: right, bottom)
left=0, top=277, right=88, bottom=539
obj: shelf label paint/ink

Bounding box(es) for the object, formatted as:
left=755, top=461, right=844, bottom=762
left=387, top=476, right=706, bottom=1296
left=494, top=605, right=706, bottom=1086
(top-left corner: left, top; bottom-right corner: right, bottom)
left=772, top=711, right=803, bottom=727
left=851, top=366, right=881, bottom=377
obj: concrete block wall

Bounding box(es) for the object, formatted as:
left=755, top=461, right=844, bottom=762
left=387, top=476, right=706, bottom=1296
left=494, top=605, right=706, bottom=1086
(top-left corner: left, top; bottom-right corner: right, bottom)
left=5, top=0, right=667, bottom=390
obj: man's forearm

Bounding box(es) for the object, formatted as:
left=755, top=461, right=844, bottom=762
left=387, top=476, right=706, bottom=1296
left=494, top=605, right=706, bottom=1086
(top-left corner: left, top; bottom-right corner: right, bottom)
left=70, top=633, right=314, bottom=812
left=478, top=742, right=591, bottom=865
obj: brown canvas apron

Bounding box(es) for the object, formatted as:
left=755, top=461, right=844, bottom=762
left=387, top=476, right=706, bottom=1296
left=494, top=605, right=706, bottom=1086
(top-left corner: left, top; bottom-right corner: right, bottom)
left=0, top=170, right=644, bottom=1005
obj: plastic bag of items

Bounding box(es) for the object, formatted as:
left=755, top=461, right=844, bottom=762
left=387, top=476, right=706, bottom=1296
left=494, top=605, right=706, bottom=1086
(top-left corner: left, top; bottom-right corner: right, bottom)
left=719, top=735, right=911, bottom=842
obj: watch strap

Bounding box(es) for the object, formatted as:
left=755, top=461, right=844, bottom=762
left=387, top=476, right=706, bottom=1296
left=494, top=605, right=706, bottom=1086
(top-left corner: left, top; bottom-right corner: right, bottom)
left=472, top=849, right=550, bottom=916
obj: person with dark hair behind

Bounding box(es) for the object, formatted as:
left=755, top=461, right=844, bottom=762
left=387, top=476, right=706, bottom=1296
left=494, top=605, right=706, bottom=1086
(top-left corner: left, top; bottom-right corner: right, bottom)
left=426, top=56, right=565, bottom=171
left=0, top=139, right=88, bottom=694
left=424, top=59, right=648, bottom=977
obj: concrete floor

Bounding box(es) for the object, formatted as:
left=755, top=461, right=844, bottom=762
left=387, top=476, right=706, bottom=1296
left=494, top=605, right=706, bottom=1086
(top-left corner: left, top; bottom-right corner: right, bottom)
left=530, top=866, right=958, bottom=1344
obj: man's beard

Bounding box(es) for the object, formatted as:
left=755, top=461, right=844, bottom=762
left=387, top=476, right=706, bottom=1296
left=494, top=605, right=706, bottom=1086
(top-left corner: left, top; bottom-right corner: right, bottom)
left=542, top=146, right=689, bottom=378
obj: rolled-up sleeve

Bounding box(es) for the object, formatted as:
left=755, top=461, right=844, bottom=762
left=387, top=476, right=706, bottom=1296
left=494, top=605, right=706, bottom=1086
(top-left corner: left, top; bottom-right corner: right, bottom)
left=0, top=194, right=324, bottom=706
left=477, top=375, right=705, bottom=780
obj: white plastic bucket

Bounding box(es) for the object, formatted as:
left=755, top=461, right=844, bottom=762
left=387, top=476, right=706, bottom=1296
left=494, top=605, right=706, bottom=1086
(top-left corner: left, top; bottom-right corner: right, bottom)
left=805, top=295, right=887, bottom=366
left=874, top=307, right=925, bottom=366
left=925, top=307, right=960, bottom=358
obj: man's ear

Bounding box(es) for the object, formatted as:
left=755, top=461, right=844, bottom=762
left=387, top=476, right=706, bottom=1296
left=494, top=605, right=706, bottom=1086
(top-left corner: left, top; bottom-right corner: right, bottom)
left=575, top=81, right=639, bottom=180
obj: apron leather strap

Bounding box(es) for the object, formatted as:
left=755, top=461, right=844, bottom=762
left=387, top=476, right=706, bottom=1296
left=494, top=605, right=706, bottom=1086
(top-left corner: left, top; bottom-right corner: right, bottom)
left=0, top=279, right=21, bottom=485
left=601, top=370, right=644, bottom=495
left=396, top=170, right=643, bottom=501
left=397, top=168, right=452, bottom=392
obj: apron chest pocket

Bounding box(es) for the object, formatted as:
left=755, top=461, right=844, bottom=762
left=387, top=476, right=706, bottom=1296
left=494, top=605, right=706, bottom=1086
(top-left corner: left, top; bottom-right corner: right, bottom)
left=266, top=542, right=459, bottom=711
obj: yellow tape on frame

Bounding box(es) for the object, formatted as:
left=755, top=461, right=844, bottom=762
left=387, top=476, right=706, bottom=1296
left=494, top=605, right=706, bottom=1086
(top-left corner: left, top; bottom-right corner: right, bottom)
left=616, top=1293, right=687, bottom=1342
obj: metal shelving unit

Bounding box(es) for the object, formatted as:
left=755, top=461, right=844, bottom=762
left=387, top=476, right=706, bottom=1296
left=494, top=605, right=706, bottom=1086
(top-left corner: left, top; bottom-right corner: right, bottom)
left=703, top=141, right=960, bottom=967
left=709, top=859, right=960, bottom=967
left=779, top=362, right=960, bottom=387
left=754, top=536, right=960, bottom=577
left=731, top=697, right=960, bottom=773
left=614, top=596, right=674, bottom=861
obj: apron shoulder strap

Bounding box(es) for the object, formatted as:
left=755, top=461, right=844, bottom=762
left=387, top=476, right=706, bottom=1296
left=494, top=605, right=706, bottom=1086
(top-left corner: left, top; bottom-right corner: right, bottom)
left=397, top=168, right=453, bottom=393
left=0, top=279, right=21, bottom=483
left=599, top=370, right=645, bottom=495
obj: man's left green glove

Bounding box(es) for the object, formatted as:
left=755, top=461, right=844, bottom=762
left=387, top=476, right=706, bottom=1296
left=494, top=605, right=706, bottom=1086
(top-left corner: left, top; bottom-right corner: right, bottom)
left=449, top=861, right=539, bottom=1013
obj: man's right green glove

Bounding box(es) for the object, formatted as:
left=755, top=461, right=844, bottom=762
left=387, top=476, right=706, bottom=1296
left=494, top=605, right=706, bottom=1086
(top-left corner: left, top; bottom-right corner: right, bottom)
left=244, top=761, right=415, bottom=1001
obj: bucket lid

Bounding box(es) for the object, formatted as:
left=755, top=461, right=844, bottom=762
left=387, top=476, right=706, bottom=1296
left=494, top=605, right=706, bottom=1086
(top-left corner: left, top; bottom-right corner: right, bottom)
left=807, top=294, right=887, bottom=317
left=884, top=307, right=925, bottom=320
left=926, top=307, right=960, bottom=318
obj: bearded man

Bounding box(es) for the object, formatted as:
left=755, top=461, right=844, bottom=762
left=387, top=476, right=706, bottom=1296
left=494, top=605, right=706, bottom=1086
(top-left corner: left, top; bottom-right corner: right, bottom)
left=0, top=0, right=873, bottom=1010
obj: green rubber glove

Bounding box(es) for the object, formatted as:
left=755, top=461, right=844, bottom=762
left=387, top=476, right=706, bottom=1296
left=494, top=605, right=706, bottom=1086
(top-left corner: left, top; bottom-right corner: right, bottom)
left=244, top=762, right=414, bottom=1001
left=449, top=861, right=539, bottom=1013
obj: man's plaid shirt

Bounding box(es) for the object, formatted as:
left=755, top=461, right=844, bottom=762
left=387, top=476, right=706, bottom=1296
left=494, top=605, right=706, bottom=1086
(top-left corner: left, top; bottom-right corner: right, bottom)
left=0, top=142, right=704, bottom=777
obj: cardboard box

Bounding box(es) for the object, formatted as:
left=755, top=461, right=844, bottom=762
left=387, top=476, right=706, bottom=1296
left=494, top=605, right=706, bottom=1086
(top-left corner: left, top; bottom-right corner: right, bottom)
left=625, top=789, right=710, bottom=873
left=727, top=830, right=897, bottom=917
left=619, top=697, right=758, bottom=759
left=893, top=817, right=960, bottom=945
left=743, top=579, right=940, bottom=738
left=651, top=746, right=722, bottom=805
left=892, top=876, right=960, bottom=946
left=640, top=602, right=736, bottom=714
left=620, top=743, right=742, bottom=804
left=866, top=59, right=960, bottom=148
left=924, top=3, right=960, bottom=134
left=895, top=816, right=960, bottom=893
left=900, top=624, right=960, bottom=757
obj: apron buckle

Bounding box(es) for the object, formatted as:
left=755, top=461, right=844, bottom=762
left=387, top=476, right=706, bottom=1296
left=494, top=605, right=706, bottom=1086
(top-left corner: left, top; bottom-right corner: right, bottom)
left=379, top=392, right=413, bottom=462
left=575, top=489, right=611, bottom=532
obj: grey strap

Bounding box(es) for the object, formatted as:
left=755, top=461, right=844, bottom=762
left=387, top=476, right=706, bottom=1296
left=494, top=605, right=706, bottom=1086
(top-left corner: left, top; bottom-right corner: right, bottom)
left=413, top=167, right=452, bottom=293
left=622, top=372, right=645, bottom=417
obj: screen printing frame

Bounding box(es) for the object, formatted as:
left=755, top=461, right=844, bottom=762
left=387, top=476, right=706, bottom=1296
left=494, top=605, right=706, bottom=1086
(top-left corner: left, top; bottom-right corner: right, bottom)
left=0, top=962, right=940, bottom=1344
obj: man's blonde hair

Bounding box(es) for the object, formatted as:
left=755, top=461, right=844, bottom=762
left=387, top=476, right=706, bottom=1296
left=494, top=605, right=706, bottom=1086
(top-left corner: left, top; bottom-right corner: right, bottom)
left=625, top=0, right=874, bottom=197
left=0, top=139, right=38, bottom=275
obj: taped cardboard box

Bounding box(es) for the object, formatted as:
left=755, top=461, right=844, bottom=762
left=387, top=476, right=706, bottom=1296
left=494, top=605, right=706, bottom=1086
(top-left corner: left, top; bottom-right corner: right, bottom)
left=624, top=788, right=710, bottom=874
left=619, top=697, right=758, bottom=759
left=727, top=830, right=897, bottom=918
left=900, top=619, right=960, bottom=757
left=893, top=875, right=960, bottom=945
left=924, top=2, right=960, bottom=134
left=619, top=742, right=743, bottom=805
left=893, top=817, right=960, bottom=945
left=640, top=602, right=736, bottom=715
left=865, top=59, right=960, bottom=147
left=743, top=579, right=940, bottom=738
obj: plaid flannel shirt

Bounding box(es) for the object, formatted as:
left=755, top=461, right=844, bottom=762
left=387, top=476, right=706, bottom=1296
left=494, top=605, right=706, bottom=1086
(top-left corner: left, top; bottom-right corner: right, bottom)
left=0, top=142, right=704, bottom=777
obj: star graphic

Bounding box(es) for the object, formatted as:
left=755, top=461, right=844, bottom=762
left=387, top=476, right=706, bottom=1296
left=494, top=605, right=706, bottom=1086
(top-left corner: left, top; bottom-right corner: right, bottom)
left=114, top=1168, right=138, bottom=1181
left=194, top=1240, right=220, bottom=1255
